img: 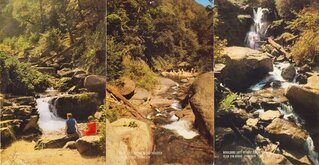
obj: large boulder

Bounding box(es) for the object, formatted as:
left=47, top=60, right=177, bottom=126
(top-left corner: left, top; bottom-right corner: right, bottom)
left=281, top=65, right=296, bottom=81
left=265, top=118, right=308, bottom=149
left=76, top=136, right=103, bottom=156
left=285, top=85, right=319, bottom=150
left=219, top=47, right=273, bottom=91
left=51, top=92, right=101, bottom=120
left=188, top=72, right=214, bottom=142
left=106, top=118, right=153, bottom=165
left=285, top=86, right=319, bottom=133
left=84, top=75, right=106, bottom=94
left=116, top=77, right=136, bottom=98
left=131, top=87, right=150, bottom=101
left=259, top=152, right=293, bottom=165
left=35, top=135, right=78, bottom=149
left=307, top=75, right=319, bottom=89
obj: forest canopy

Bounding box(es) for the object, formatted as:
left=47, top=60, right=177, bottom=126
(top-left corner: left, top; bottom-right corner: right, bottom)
left=107, top=0, right=214, bottom=81
left=0, top=0, right=106, bottom=75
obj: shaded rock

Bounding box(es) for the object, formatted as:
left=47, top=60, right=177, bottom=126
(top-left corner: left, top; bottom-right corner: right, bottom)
left=259, top=110, right=281, bottom=121
left=282, top=149, right=312, bottom=165
left=37, top=67, right=57, bottom=76
left=285, top=85, right=319, bottom=150
left=175, top=107, right=195, bottom=123
left=260, top=101, right=281, bottom=110
left=271, top=49, right=280, bottom=56
left=117, top=77, right=136, bottom=98
left=60, top=63, right=73, bottom=70
left=296, top=74, right=308, bottom=84
left=246, top=118, right=259, bottom=128
left=35, top=135, right=79, bottom=149
left=76, top=136, right=103, bottom=156
left=83, top=75, right=106, bottom=94
left=285, top=86, right=319, bottom=132
left=11, top=96, right=35, bottom=106
left=270, top=80, right=282, bottom=88
left=265, top=118, right=308, bottom=149
left=188, top=72, right=214, bottom=142
left=131, top=87, right=150, bottom=101
left=63, top=141, right=76, bottom=149
left=299, top=64, right=311, bottom=74
left=281, top=65, right=296, bottom=81
left=215, top=128, right=235, bottom=151
left=150, top=127, right=213, bottom=165
left=51, top=92, right=101, bottom=120
left=219, top=47, right=273, bottom=91
left=259, top=152, right=293, bottom=165
left=0, top=127, right=15, bottom=148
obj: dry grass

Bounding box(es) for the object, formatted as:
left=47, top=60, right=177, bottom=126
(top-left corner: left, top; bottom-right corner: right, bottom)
left=0, top=141, right=106, bottom=165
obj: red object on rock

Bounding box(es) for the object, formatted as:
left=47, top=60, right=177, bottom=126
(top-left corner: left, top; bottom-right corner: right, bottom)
left=83, top=122, right=97, bottom=136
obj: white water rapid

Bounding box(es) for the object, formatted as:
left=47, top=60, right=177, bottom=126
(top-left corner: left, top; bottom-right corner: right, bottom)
left=245, top=8, right=319, bottom=164
left=36, top=89, right=66, bottom=134
left=245, top=8, right=270, bottom=49
left=249, top=62, right=296, bottom=91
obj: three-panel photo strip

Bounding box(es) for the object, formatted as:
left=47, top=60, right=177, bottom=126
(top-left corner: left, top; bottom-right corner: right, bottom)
left=1, top=0, right=319, bottom=164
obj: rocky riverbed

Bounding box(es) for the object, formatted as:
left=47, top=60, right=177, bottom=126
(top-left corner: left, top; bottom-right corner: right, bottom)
left=215, top=46, right=319, bottom=165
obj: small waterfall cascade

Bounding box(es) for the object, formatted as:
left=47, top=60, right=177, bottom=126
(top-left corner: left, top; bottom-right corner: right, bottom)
left=37, top=97, right=66, bottom=133
left=245, top=7, right=270, bottom=49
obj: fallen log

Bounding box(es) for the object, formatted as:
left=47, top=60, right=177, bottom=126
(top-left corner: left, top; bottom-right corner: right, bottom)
left=267, top=37, right=292, bottom=59
left=106, top=84, right=146, bottom=120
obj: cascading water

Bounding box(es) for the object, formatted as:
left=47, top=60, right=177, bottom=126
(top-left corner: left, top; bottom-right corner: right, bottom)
left=36, top=90, right=66, bottom=134
left=245, top=8, right=270, bottom=49
left=245, top=7, right=319, bottom=164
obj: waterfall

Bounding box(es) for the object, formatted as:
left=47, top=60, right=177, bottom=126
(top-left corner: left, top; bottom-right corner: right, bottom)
left=245, top=7, right=270, bottom=49
left=306, top=136, right=319, bottom=165
left=37, top=97, right=66, bottom=133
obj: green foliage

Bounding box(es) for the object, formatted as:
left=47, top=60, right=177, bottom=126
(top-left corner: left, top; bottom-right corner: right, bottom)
left=107, top=0, right=213, bottom=75
left=288, top=8, right=319, bottom=64
left=122, top=56, right=158, bottom=90
left=275, top=0, right=310, bottom=19
left=214, top=1, right=247, bottom=46
left=0, top=52, right=51, bottom=95
left=1, top=0, right=106, bottom=76
left=32, top=28, right=62, bottom=57
left=213, top=7, right=227, bottom=63
left=219, top=92, right=238, bottom=112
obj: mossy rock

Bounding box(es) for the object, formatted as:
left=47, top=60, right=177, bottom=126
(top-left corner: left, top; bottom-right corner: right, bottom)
left=51, top=92, right=102, bottom=120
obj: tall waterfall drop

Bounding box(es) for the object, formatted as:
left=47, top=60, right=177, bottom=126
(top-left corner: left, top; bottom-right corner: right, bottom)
left=245, top=7, right=270, bottom=49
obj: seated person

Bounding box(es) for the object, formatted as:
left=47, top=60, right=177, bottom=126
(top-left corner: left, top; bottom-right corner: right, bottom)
left=65, top=113, right=81, bottom=140
left=82, top=116, right=96, bottom=136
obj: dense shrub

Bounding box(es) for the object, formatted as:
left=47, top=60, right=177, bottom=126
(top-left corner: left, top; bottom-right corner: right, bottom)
left=122, top=56, right=158, bottom=90
left=288, top=8, right=319, bottom=64
left=275, top=0, right=310, bottom=19
left=0, top=52, right=51, bottom=95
